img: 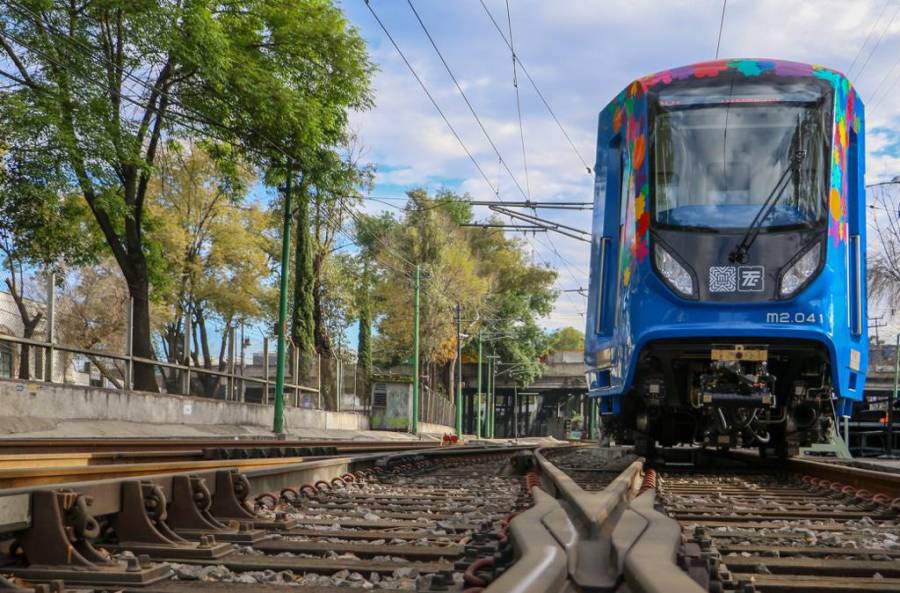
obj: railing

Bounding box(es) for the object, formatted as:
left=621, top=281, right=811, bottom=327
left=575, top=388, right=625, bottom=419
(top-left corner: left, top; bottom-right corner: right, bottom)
left=0, top=332, right=326, bottom=408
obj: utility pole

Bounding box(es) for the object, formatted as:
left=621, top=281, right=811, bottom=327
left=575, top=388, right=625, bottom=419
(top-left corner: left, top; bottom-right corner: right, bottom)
left=489, top=353, right=497, bottom=438
left=273, top=161, right=293, bottom=436
left=888, top=333, right=899, bottom=459
left=455, top=302, right=463, bottom=436
left=411, top=264, right=420, bottom=435
left=476, top=331, right=483, bottom=439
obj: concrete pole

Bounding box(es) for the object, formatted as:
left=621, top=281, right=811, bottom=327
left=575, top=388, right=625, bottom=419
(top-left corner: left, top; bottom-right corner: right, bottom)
left=888, top=333, right=899, bottom=458
left=228, top=324, right=236, bottom=401
left=239, top=322, right=246, bottom=402
left=182, top=307, right=191, bottom=395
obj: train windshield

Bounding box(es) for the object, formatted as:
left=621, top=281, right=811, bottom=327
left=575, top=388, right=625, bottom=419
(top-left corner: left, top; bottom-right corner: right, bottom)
left=651, top=82, right=832, bottom=232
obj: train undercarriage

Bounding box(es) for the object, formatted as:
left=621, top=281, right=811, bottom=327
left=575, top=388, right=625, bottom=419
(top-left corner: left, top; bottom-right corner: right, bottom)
left=609, top=340, right=837, bottom=457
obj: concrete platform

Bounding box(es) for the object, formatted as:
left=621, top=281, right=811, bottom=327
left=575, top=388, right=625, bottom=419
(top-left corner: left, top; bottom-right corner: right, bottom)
left=0, top=379, right=454, bottom=441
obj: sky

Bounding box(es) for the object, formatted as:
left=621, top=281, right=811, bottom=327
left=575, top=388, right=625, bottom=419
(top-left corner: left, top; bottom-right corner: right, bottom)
left=334, top=0, right=900, bottom=335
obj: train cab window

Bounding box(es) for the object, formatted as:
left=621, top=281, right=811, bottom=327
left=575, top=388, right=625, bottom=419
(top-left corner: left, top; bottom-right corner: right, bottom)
left=650, top=77, right=832, bottom=233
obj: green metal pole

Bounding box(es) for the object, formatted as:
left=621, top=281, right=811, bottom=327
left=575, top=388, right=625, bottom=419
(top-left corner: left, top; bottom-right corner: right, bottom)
left=411, top=265, right=420, bottom=434
left=476, top=332, right=482, bottom=439
left=273, top=161, right=293, bottom=435
left=455, top=302, right=463, bottom=436
left=488, top=354, right=495, bottom=438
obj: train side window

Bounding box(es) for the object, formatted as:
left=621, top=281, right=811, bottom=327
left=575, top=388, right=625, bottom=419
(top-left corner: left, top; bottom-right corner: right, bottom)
left=595, top=135, right=622, bottom=336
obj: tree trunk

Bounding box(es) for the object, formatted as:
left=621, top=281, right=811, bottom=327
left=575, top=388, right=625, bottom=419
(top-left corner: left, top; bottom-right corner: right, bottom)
left=128, top=281, right=158, bottom=392
left=356, top=264, right=372, bottom=408
left=291, top=184, right=315, bottom=379
left=6, top=277, right=42, bottom=381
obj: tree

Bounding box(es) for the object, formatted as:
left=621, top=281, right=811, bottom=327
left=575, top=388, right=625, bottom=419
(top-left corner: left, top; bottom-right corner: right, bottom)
left=548, top=327, right=585, bottom=352
left=149, top=142, right=271, bottom=394
left=869, top=185, right=900, bottom=311
left=0, top=0, right=373, bottom=391
left=0, top=110, right=101, bottom=378
left=365, top=189, right=557, bottom=404
left=57, top=259, right=130, bottom=387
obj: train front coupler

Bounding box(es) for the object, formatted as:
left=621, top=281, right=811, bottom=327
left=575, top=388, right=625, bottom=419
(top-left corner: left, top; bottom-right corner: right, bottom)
left=699, top=345, right=776, bottom=449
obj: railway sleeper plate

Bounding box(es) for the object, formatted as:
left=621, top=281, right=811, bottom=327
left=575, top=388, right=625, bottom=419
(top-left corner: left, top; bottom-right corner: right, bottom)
left=101, top=541, right=234, bottom=561
left=5, top=564, right=173, bottom=587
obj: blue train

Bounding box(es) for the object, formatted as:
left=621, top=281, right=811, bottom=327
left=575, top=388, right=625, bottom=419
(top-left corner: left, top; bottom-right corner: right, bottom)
left=584, top=59, right=867, bottom=456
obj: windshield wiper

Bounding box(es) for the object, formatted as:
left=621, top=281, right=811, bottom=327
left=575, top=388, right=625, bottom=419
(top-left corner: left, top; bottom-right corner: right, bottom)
left=728, top=148, right=807, bottom=263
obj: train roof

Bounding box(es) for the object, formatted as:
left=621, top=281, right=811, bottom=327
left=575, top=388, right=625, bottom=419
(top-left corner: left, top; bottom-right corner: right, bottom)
left=636, top=58, right=851, bottom=91
left=600, top=58, right=858, bottom=119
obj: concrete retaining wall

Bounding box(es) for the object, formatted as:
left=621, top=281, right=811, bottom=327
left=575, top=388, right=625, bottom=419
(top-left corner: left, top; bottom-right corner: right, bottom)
left=0, top=378, right=369, bottom=436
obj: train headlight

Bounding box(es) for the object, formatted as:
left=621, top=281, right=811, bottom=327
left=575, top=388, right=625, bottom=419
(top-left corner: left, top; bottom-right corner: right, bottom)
left=779, top=243, right=821, bottom=297
left=654, top=244, right=695, bottom=297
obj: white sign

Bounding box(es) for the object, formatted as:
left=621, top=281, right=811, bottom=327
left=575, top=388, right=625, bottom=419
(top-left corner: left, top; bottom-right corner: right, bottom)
left=183, top=402, right=193, bottom=416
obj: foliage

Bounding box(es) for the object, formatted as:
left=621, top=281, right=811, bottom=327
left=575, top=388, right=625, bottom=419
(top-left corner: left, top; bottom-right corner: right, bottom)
left=57, top=259, right=129, bottom=386
left=148, top=142, right=272, bottom=384
left=548, top=327, right=585, bottom=352
left=366, top=189, right=557, bottom=390
left=0, top=0, right=373, bottom=390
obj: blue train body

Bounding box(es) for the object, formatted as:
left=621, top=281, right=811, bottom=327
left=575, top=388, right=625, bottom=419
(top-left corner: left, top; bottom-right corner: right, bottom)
left=584, top=59, right=867, bottom=453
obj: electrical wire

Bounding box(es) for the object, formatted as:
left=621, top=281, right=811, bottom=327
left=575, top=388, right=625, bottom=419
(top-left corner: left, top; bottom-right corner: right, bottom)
left=847, top=0, right=891, bottom=77
left=714, top=0, right=727, bottom=59
left=504, top=0, right=532, bottom=201
left=853, top=3, right=900, bottom=80
left=477, top=0, right=591, bottom=174
left=404, top=0, right=530, bottom=202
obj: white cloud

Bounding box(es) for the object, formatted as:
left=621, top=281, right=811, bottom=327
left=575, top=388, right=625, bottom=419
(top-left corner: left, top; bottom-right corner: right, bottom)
left=341, top=0, right=900, bottom=329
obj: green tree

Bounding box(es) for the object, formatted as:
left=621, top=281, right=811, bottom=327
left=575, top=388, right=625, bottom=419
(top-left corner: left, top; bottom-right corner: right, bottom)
left=0, top=115, right=102, bottom=377
left=548, top=327, right=585, bottom=352
left=0, top=0, right=372, bottom=391
left=149, top=142, right=271, bottom=394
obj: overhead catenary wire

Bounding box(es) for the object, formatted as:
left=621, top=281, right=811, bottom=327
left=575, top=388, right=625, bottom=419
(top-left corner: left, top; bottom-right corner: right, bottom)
left=847, top=0, right=891, bottom=77
left=504, top=0, right=532, bottom=201
left=362, top=0, right=500, bottom=198
left=853, top=3, right=900, bottom=80
left=714, top=0, right=727, bottom=59
left=404, top=0, right=530, bottom=202
left=478, top=0, right=592, bottom=174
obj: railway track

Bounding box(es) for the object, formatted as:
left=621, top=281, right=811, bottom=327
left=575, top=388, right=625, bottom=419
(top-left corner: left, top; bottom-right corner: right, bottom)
left=2, top=441, right=895, bottom=592
left=486, top=446, right=900, bottom=593
left=0, top=440, right=448, bottom=489
left=0, top=444, right=534, bottom=593
left=654, top=453, right=900, bottom=592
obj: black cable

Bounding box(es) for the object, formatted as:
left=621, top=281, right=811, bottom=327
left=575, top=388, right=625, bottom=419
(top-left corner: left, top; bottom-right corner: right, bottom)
left=478, top=0, right=591, bottom=174
left=404, top=0, right=529, bottom=202
left=714, top=0, right=727, bottom=59
left=504, top=0, right=531, bottom=201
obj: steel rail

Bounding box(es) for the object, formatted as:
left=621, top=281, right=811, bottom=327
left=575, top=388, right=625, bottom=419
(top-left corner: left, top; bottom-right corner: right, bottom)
left=490, top=447, right=705, bottom=593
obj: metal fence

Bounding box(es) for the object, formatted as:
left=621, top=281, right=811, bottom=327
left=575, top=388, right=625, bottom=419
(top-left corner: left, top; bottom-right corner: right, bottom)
left=0, top=331, right=333, bottom=405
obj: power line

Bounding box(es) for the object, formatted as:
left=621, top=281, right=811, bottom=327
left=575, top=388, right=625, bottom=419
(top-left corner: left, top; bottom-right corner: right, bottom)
left=847, top=0, right=891, bottom=77
left=854, top=3, right=900, bottom=80
left=477, top=0, right=592, bottom=174
left=404, top=0, right=530, bottom=202
left=362, top=0, right=499, bottom=198
left=504, top=0, right=532, bottom=201
left=714, top=0, right=727, bottom=59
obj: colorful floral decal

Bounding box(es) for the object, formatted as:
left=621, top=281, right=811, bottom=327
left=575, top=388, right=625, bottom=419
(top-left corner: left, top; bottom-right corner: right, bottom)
left=615, top=58, right=858, bottom=288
